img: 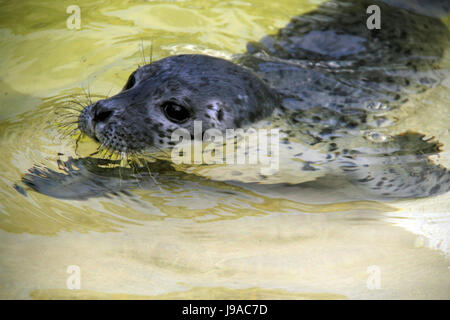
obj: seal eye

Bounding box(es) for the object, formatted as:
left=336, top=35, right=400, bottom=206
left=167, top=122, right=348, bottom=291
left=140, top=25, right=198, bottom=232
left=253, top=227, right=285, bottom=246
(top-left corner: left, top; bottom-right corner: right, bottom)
left=123, top=72, right=136, bottom=90
left=162, top=102, right=191, bottom=124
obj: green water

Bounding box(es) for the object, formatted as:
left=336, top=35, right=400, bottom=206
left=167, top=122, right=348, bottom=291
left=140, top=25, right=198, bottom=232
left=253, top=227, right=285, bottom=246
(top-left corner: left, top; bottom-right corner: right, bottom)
left=0, top=0, right=449, bottom=299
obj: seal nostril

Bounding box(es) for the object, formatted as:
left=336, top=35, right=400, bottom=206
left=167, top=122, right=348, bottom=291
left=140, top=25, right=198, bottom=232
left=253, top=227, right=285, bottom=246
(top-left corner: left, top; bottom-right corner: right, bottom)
left=93, top=109, right=113, bottom=123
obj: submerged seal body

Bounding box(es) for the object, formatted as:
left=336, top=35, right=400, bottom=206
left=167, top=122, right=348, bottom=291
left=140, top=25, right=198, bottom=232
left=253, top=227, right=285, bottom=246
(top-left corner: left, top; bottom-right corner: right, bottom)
left=25, top=0, right=450, bottom=199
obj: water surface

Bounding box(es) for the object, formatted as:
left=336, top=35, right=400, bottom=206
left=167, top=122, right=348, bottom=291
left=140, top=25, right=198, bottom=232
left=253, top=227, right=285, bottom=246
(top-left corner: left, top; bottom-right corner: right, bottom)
left=0, top=0, right=449, bottom=299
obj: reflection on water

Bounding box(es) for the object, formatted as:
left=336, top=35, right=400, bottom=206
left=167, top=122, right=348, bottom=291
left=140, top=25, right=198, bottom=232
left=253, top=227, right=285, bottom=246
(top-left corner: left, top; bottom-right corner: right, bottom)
left=0, top=0, right=449, bottom=299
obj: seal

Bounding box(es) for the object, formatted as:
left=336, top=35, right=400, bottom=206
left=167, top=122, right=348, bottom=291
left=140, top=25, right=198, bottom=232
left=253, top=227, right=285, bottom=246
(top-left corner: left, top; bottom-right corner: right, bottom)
left=24, top=0, right=450, bottom=199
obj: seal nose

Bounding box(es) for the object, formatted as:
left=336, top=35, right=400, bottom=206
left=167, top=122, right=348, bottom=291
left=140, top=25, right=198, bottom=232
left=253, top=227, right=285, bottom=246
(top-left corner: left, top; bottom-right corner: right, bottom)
left=92, top=100, right=113, bottom=124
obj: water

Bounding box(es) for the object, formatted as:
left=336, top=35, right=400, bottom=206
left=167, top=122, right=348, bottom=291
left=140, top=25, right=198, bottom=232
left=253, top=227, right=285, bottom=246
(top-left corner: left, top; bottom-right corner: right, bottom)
left=0, top=0, right=449, bottom=299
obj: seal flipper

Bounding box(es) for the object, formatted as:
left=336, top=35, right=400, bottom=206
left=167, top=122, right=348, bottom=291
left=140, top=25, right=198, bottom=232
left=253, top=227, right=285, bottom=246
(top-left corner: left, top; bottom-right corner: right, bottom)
left=337, top=132, right=449, bottom=198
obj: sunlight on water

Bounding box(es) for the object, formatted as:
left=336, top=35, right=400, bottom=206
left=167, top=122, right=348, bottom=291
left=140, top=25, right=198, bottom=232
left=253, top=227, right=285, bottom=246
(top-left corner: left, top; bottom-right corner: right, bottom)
left=0, top=0, right=449, bottom=299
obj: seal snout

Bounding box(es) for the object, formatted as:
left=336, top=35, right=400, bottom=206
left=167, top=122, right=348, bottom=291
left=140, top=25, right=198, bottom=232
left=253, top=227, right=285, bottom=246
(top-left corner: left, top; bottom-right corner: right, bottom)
left=78, top=99, right=116, bottom=143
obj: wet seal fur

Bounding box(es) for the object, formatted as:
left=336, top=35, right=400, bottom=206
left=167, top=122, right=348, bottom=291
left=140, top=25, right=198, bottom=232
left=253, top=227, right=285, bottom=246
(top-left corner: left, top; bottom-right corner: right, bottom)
left=22, top=0, right=450, bottom=199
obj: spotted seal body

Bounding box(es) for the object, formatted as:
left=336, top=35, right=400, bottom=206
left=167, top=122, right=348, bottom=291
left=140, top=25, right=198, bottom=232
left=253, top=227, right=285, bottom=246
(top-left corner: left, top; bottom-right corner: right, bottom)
left=23, top=0, right=450, bottom=199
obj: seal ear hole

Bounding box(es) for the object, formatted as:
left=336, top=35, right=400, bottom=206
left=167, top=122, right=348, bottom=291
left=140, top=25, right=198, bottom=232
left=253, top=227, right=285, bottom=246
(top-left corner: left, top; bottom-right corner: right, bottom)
left=162, top=102, right=191, bottom=124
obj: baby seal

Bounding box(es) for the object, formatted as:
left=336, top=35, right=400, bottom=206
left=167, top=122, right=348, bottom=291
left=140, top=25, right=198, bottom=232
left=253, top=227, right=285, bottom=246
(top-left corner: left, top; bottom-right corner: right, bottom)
left=24, top=0, right=450, bottom=199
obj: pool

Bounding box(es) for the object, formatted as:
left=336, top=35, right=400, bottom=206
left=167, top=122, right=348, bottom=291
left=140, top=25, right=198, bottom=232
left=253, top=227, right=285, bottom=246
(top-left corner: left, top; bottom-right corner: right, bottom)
left=0, top=0, right=448, bottom=299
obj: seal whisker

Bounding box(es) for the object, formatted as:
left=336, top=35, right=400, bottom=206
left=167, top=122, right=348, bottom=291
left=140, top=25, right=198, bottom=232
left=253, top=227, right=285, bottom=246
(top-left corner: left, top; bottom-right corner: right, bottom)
left=97, top=145, right=109, bottom=159
left=149, top=37, right=154, bottom=65
left=146, top=145, right=170, bottom=159
left=74, top=133, right=83, bottom=155
left=61, top=107, right=83, bottom=114
left=140, top=39, right=147, bottom=65
left=142, top=156, right=161, bottom=190
left=106, top=86, right=115, bottom=99
left=128, top=153, right=145, bottom=189
left=56, top=115, right=79, bottom=122
left=55, top=123, right=79, bottom=134
left=104, top=147, right=115, bottom=160
left=102, top=151, right=114, bottom=164
left=57, top=128, right=80, bottom=141
left=64, top=100, right=86, bottom=108
left=55, top=106, right=81, bottom=114
left=67, top=96, right=89, bottom=108
left=140, top=152, right=160, bottom=162
left=57, top=124, right=79, bottom=134
left=57, top=105, right=83, bottom=113
left=81, top=85, right=93, bottom=106
left=57, top=122, right=79, bottom=128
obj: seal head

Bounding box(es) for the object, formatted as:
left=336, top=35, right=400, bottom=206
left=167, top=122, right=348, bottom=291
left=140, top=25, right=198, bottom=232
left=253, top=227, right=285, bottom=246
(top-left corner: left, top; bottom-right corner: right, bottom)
left=78, top=54, right=279, bottom=153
